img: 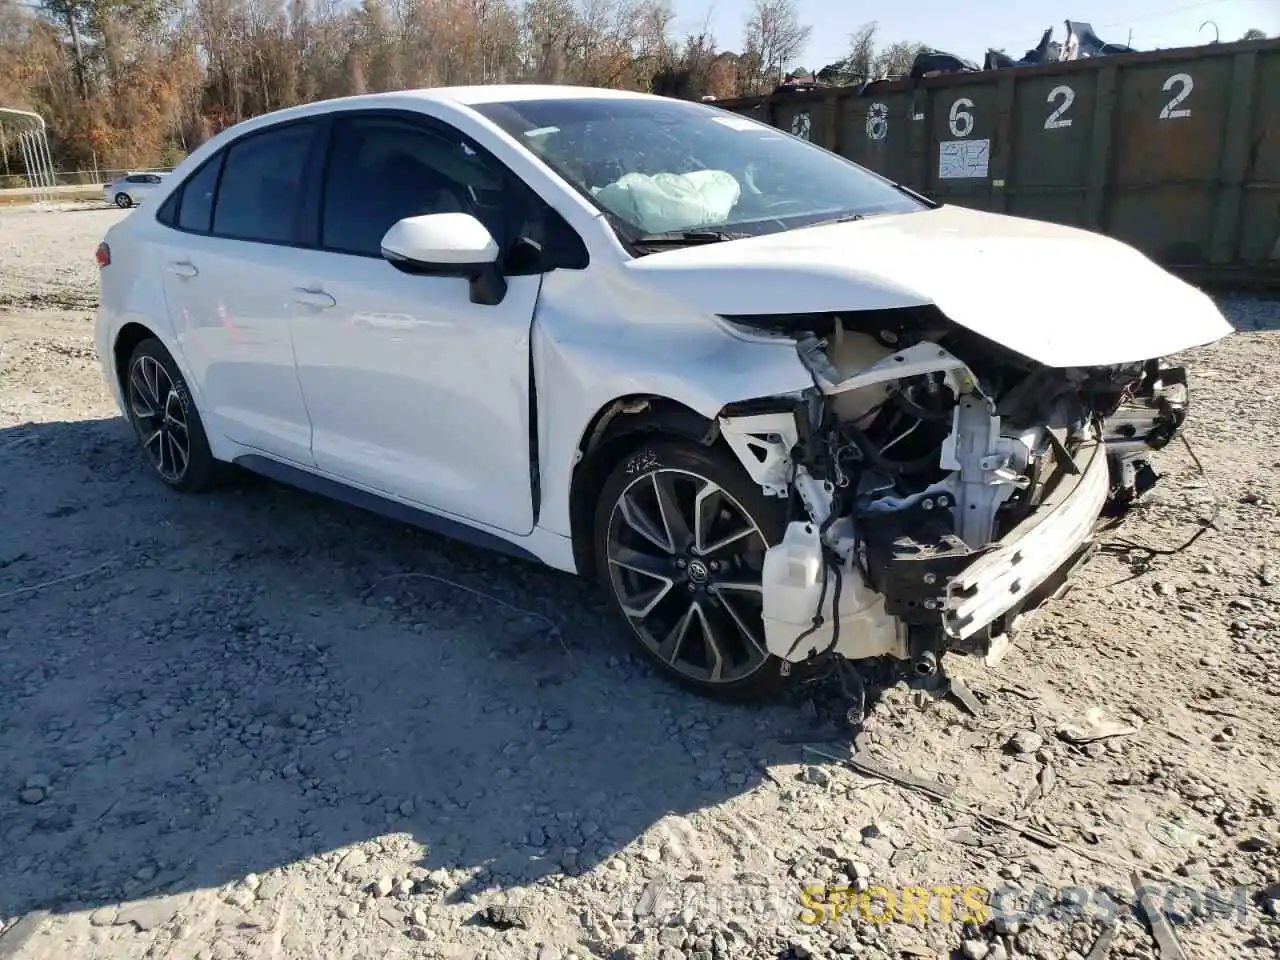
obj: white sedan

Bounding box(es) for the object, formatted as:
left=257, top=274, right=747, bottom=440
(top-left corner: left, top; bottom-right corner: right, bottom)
left=103, top=172, right=166, bottom=208
left=93, top=85, right=1232, bottom=700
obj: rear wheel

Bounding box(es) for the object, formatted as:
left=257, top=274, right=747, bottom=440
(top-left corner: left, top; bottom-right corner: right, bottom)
left=593, top=440, right=795, bottom=701
left=114, top=192, right=132, bottom=208
left=123, top=338, right=221, bottom=492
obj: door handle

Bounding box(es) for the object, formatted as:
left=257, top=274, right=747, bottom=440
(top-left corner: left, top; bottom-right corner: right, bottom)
left=166, top=261, right=198, bottom=279
left=292, top=287, right=336, bottom=309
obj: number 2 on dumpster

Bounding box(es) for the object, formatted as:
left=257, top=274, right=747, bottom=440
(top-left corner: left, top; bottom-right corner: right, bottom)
left=1159, top=73, right=1193, bottom=120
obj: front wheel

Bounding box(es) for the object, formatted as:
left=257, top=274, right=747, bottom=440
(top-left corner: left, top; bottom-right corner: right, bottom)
left=593, top=440, right=795, bottom=701
left=114, top=192, right=132, bottom=208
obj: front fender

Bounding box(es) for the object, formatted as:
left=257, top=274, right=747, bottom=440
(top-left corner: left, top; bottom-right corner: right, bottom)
left=531, top=268, right=811, bottom=540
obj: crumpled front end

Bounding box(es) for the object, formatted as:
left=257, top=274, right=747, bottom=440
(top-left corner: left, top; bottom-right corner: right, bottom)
left=716, top=306, right=1197, bottom=675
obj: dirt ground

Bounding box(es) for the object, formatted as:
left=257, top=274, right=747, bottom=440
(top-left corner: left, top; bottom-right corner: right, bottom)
left=1, top=205, right=1278, bottom=960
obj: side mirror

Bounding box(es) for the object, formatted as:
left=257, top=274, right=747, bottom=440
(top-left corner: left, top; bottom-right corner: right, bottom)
left=380, top=213, right=506, bottom=305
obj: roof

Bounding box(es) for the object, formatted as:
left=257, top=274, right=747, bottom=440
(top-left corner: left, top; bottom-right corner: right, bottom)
left=190, top=85, right=667, bottom=153
left=302, top=85, right=658, bottom=112
left=406, top=84, right=657, bottom=105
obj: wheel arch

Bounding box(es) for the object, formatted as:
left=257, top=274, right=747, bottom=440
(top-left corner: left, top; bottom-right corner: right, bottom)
left=112, top=321, right=160, bottom=399
left=568, top=394, right=723, bottom=579
left=111, top=321, right=203, bottom=406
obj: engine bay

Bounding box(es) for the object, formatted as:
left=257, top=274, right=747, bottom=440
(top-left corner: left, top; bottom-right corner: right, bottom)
left=717, top=306, right=1189, bottom=674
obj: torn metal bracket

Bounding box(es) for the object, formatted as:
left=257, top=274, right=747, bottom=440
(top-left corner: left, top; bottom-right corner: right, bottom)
left=794, top=470, right=835, bottom=525
left=718, top=411, right=798, bottom=498
left=794, top=334, right=844, bottom=388
left=1045, top=426, right=1080, bottom=475
left=799, top=339, right=976, bottom=398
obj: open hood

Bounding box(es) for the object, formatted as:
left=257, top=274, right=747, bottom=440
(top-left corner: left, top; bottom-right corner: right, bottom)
left=625, top=205, right=1234, bottom=368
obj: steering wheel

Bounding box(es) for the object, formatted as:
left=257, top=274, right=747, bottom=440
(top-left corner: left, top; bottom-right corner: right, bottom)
left=763, top=198, right=807, bottom=211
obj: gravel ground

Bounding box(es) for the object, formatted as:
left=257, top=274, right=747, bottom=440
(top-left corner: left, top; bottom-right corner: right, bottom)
left=1, top=205, right=1279, bottom=960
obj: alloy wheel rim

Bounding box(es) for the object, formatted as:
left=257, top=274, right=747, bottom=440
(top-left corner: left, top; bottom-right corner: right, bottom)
left=606, top=468, right=771, bottom=685
left=127, top=356, right=190, bottom=482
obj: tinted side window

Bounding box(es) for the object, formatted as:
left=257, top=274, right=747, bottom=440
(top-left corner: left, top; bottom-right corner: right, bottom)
left=175, top=155, right=222, bottom=234
left=320, top=115, right=515, bottom=257
left=156, top=188, right=180, bottom=226
left=126, top=175, right=146, bottom=183
left=212, top=122, right=316, bottom=243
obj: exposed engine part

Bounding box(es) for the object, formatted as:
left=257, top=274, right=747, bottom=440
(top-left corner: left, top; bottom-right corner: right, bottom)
left=718, top=411, right=797, bottom=498
left=1108, top=455, right=1161, bottom=514
left=795, top=471, right=835, bottom=526
left=944, top=437, right=1110, bottom=642
left=759, top=521, right=906, bottom=664
left=718, top=324, right=1189, bottom=677
left=940, top=396, right=1036, bottom=547
left=859, top=499, right=974, bottom=624
left=1101, top=362, right=1188, bottom=510
left=911, top=648, right=938, bottom=678
left=1100, top=363, right=1188, bottom=457
left=818, top=319, right=900, bottom=425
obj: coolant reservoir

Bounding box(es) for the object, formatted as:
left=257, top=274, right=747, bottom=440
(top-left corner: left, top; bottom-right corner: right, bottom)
left=824, top=321, right=899, bottom=424
left=761, top=521, right=904, bottom=664
left=761, top=522, right=826, bottom=630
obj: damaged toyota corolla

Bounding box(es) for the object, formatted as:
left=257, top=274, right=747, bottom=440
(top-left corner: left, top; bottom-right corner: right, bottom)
left=94, top=86, right=1234, bottom=701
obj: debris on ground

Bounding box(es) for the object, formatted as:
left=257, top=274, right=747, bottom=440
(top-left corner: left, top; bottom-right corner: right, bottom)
left=1057, top=707, right=1140, bottom=745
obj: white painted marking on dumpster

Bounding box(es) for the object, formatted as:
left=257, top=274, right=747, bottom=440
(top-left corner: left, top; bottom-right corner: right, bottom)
left=948, top=98, right=975, bottom=138
left=1159, top=73, right=1194, bottom=120
left=866, top=102, right=889, bottom=140
left=1045, top=85, right=1075, bottom=129
left=939, top=139, right=990, bottom=179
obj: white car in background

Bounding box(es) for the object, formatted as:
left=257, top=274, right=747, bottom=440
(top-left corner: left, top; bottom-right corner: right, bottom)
left=92, top=85, right=1232, bottom=701
left=103, top=172, right=166, bottom=208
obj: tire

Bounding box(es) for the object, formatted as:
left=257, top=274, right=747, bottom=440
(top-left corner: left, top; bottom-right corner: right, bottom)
left=123, top=338, right=221, bottom=492
left=593, top=439, right=796, bottom=702
left=114, top=192, right=132, bottom=208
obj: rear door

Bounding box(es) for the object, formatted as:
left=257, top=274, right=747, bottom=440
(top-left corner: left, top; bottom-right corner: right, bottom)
left=157, top=120, right=321, bottom=466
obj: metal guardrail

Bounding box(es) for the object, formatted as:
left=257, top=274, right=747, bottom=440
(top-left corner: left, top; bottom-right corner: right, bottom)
left=0, top=167, right=175, bottom=192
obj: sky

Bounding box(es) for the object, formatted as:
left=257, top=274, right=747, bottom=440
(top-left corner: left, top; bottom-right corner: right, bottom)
left=669, top=0, right=1279, bottom=69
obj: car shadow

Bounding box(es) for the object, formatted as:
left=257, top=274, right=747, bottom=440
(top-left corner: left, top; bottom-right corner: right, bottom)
left=1224, top=295, right=1280, bottom=333
left=0, top=416, right=851, bottom=928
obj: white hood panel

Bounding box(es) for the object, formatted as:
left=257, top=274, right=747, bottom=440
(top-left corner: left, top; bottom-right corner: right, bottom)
left=627, top=205, right=1234, bottom=368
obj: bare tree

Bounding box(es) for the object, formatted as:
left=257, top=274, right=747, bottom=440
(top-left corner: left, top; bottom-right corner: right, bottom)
left=874, top=39, right=924, bottom=77
left=740, top=0, right=810, bottom=94
left=1, top=0, right=814, bottom=168
left=844, top=21, right=876, bottom=81
left=817, top=20, right=923, bottom=86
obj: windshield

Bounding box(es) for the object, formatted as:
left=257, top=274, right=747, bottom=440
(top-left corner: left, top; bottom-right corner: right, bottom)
left=472, top=97, right=928, bottom=245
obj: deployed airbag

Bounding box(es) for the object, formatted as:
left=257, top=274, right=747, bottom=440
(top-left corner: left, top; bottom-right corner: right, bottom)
left=592, top=170, right=740, bottom=234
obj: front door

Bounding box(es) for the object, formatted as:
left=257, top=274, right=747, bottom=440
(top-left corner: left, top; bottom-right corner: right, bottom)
left=289, top=111, right=544, bottom=534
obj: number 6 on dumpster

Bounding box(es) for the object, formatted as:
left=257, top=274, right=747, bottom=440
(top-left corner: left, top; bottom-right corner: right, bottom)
left=948, top=98, right=975, bottom=138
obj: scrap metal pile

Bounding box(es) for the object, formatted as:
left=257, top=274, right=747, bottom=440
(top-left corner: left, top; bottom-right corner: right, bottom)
left=776, top=20, right=1140, bottom=97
